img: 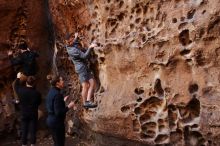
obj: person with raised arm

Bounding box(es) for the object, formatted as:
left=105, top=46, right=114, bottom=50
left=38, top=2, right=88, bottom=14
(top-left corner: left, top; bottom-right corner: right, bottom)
left=65, top=33, right=97, bottom=108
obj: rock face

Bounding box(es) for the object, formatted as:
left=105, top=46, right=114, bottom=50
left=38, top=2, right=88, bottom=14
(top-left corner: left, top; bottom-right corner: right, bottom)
left=1, top=0, right=220, bottom=145
left=0, top=0, right=53, bottom=135
left=49, top=0, right=220, bottom=145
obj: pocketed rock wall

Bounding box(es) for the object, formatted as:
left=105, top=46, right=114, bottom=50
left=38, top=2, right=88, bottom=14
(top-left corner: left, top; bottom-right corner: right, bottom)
left=50, top=0, right=220, bottom=145
left=0, top=0, right=53, bottom=136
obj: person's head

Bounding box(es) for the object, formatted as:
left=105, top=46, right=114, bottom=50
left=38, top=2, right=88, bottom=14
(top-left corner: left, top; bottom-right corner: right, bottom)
left=65, top=34, right=74, bottom=45
left=18, top=43, right=28, bottom=51
left=66, top=33, right=83, bottom=48
left=26, top=76, right=36, bottom=87
left=47, top=74, right=64, bottom=89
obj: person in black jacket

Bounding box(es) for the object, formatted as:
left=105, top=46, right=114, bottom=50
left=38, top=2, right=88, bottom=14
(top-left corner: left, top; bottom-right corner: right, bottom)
left=8, top=43, right=39, bottom=105
left=46, top=75, right=75, bottom=146
left=8, top=43, right=39, bottom=77
left=14, top=74, right=41, bottom=146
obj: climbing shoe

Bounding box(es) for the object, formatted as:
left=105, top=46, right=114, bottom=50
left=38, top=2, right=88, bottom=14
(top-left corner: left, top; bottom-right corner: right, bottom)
left=83, top=101, right=97, bottom=108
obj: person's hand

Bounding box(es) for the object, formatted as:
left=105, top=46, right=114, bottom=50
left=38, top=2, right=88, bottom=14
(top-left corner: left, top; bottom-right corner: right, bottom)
left=89, top=43, right=97, bottom=49
left=17, top=72, right=22, bottom=79
left=64, top=95, right=69, bottom=102
left=7, top=50, right=13, bottom=56
left=74, top=32, right=79, bottom=39
left=15, top=99, right=19, bottom=104
left=67, top=101, right=75, bottom=109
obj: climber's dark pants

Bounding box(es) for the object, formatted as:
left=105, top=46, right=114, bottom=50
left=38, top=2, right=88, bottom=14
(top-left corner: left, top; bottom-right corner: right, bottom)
left=21, top=115, right=38, bottom=145
left=48, top=121, right=65, bottom=146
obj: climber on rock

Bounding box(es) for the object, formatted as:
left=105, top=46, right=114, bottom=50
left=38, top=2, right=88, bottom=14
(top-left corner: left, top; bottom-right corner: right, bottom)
left=8, top=43, right=39, bottom=104
left=65, top=32, right=98, bottom=108
left=8, top=42, right=39, bottom=77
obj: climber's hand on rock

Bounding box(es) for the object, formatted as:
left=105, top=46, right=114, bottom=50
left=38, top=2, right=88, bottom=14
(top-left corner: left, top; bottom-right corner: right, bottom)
left=89, top=43, right=97, bottom=49
left=17, top=72, right=22, bottom=79
left=64, top=95, right=69, bottom=102
left=74, top=32, right=79, bottom=39
left=7, top=50, right=13, bottom=56
left=15, top=99, right=19, bottom=104
left=67, top=101, right=75, bottom=109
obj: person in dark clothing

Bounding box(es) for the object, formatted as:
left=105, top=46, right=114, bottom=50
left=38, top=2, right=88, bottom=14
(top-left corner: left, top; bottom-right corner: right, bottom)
left=66, top=33, right=97, bottom=108
left=8, top=43, right=39, bottom=76
left=8, top=43, right=39, bottom=105
left=14, top=74, right=41, bottom=146
left=46, top=75, right=75, bottom=146
left=12, top=72, right=28, bottom=103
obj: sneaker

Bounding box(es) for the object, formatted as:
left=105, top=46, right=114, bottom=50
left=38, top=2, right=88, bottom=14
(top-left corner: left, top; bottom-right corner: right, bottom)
left=83, top=101, right=97, bottom=108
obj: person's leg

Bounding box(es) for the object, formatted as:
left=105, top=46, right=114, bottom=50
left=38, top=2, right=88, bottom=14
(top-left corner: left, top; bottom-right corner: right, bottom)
left=80, top=71, right=97, bottom=108
left=56, top=123, right=65, bottom=146
left=50, top=127, right=59, bottom=146
left=21, top=117, right=29, bottom=146
left=86, top=78, right=96, bottom=102
left=47, top=116, right=59, bottom=146
left=29, top=116, right=37, bottom=145
left=61, top=124, right=65, bottom=146
left=81, top=82, right=89, bottom=104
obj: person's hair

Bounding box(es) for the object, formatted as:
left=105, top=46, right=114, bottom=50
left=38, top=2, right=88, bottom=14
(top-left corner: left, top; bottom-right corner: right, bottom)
left=26, top=76, right=36, bottom=86
left=65, top=33, right=82, bottom=47
left=47, top=74, right=61, bottom=86
left=18, top=43, right=28, bottom=50
left=65, top=33, right=74, bottom=41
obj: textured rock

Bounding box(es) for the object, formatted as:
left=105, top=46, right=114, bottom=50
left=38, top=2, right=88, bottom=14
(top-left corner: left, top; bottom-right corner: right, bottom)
left=49, top=0, right=220, bottom=145
left=1, top=0, right=220, bottom=145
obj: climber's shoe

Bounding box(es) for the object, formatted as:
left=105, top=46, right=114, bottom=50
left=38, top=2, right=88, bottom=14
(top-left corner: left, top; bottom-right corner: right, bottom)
left=83, top=101, right=97, bottom=108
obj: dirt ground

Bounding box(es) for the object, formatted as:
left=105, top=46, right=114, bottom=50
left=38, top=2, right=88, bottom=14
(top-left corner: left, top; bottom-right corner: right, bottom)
left=0, top=135, right=79, bottom=146
left=0, top=127, right=148, bottom=146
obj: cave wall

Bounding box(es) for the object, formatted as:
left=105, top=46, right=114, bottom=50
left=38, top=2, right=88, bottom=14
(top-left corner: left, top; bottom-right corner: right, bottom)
left=50, top=0, right=220, bottom=145
left=0, top=0, right=53, bottom=135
